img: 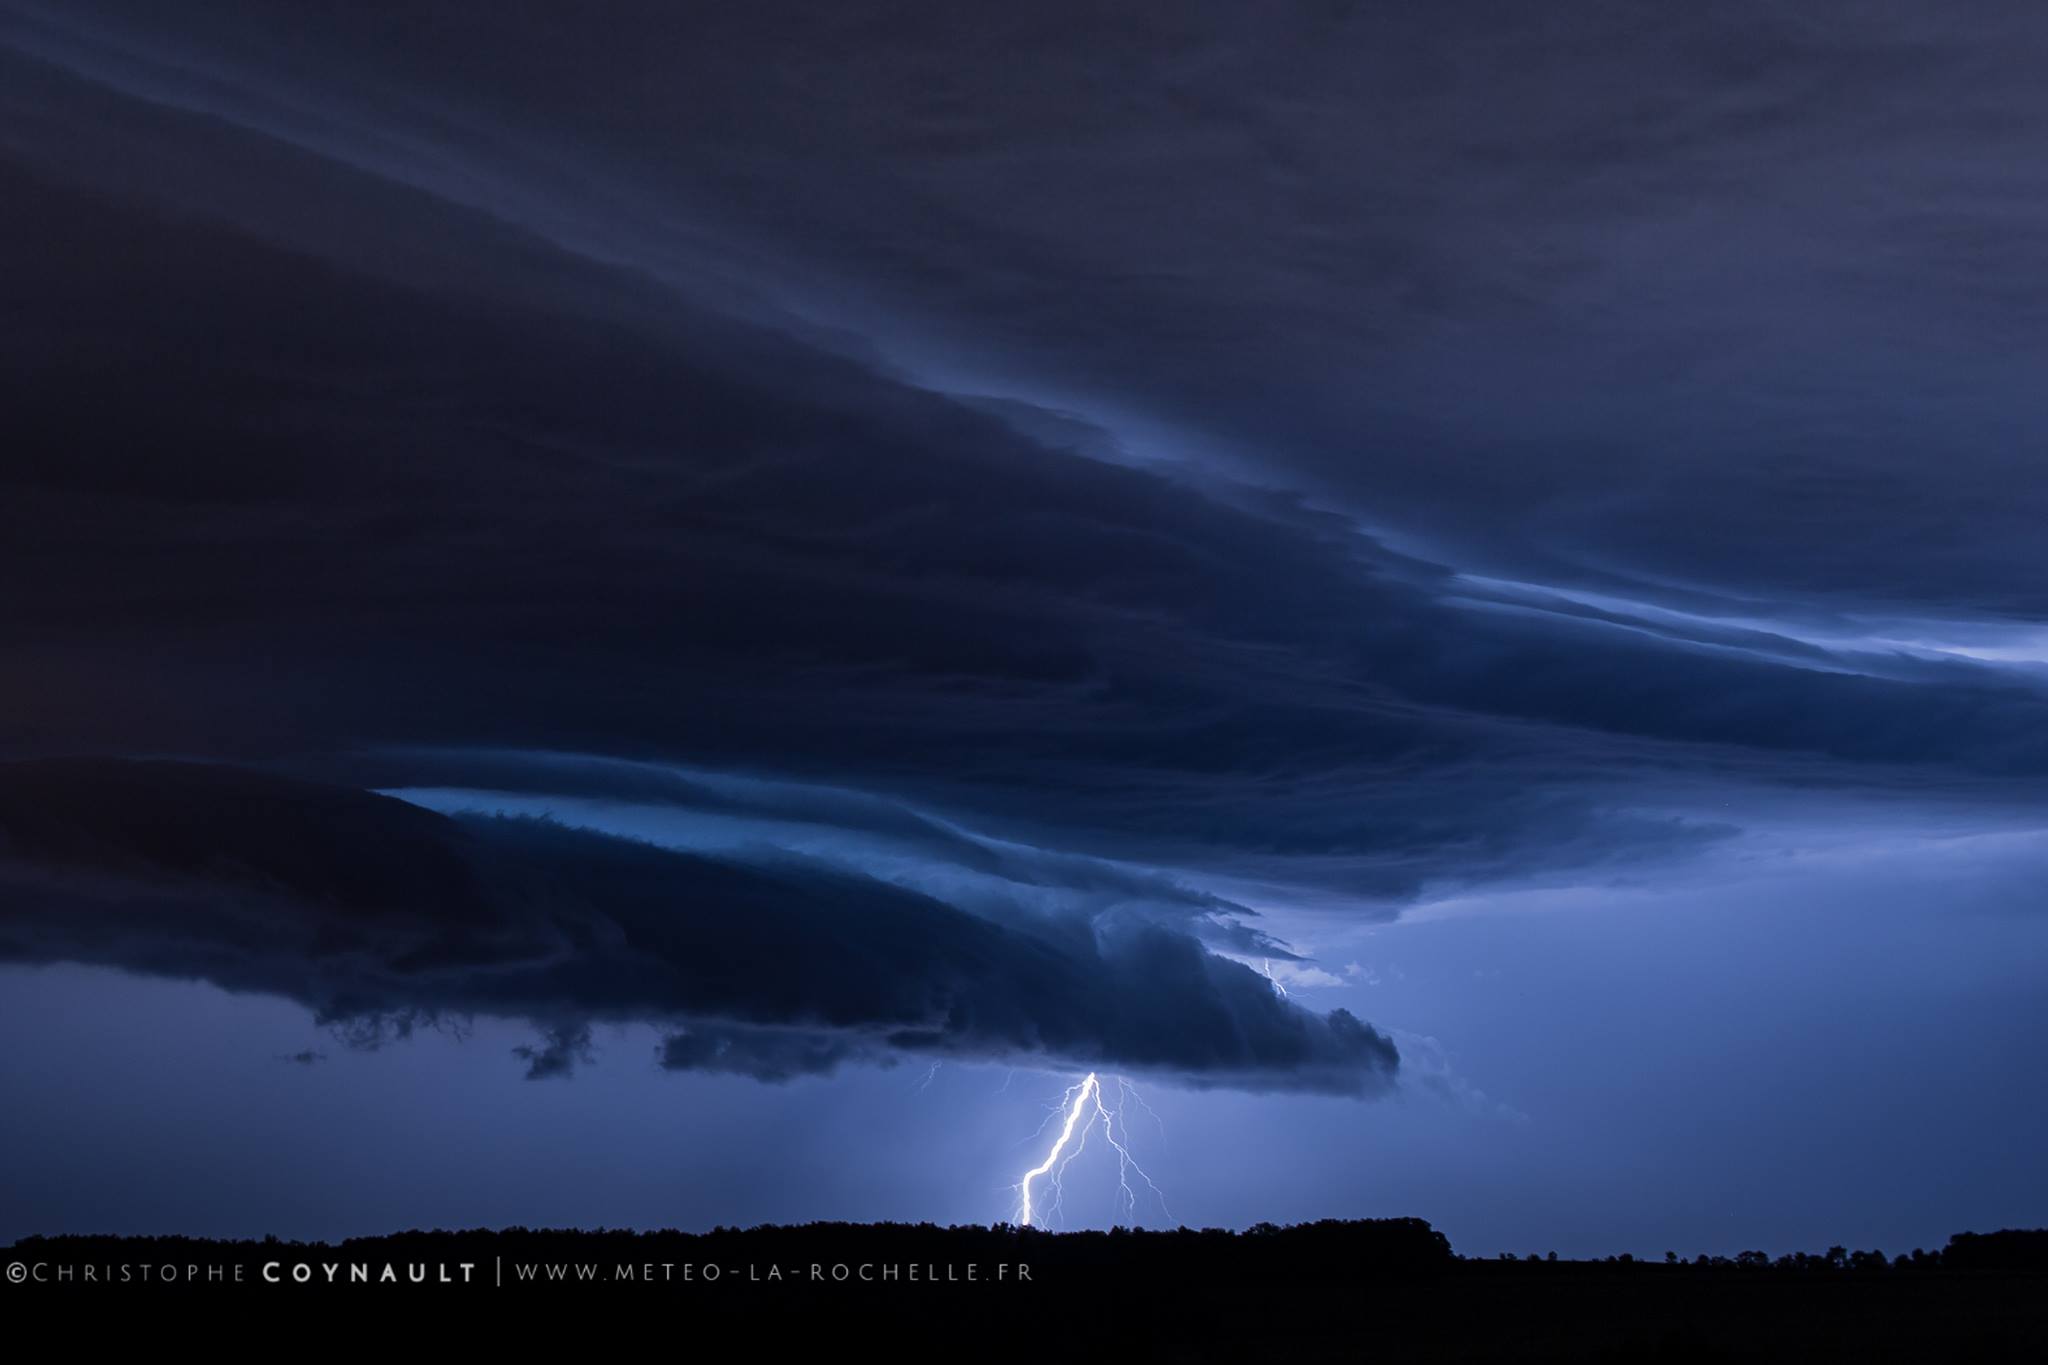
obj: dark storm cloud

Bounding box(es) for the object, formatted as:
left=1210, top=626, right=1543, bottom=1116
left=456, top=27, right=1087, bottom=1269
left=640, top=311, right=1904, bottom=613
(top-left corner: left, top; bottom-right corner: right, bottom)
left=18, top=0, right=2047, bottom=618
left=513, top=1023, right=593, bottom=1081
left=343, top=748, right=1303, bottom=957
left=0, top=760, right=1400, bottom=1093
left=5, top=0, right=2048, bottom=931
left=656, top=1026, right=878, bottom=1084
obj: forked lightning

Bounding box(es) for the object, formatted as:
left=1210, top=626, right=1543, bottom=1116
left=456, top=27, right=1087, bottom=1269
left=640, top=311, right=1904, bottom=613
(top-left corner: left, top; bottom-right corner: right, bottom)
left=1015, top=1072, right=1170, bottom=1228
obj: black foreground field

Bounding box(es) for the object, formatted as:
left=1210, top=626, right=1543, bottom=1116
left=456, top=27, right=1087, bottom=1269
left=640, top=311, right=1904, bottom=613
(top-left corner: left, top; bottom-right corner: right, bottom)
left=6, top=1219, right=2046, bottom=1360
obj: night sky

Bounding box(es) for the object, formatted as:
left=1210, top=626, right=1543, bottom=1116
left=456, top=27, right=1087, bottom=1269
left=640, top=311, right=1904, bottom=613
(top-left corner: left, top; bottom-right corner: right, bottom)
left=4, top=1, right=2047, bottom=1258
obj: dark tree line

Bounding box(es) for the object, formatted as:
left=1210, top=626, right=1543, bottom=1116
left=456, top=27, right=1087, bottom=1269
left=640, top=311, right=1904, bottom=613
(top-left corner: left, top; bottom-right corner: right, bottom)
left=1480, top=1228, right=2048, bottom=1273
left=10, top=1220, right=2046, bottom=1282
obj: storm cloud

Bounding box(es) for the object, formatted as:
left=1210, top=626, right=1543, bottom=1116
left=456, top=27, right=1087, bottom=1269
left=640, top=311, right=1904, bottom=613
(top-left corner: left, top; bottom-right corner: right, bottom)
left=6, top=2, right=2048, bottom=1098
left=0, top=759, right=1399, bottom=1092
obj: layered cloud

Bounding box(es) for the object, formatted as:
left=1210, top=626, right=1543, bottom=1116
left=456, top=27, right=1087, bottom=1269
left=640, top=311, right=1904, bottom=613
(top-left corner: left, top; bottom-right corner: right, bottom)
left=0, top=759, right=1399, bottom=1092
left=14, top=0, right=2048, bottom=619
left=5, top=1, right=2048, bottom=1103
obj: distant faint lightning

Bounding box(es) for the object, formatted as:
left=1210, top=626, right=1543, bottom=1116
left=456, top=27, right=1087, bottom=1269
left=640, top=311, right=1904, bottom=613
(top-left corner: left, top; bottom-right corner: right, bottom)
left=1015, top=1072, right=1170, bottom=1228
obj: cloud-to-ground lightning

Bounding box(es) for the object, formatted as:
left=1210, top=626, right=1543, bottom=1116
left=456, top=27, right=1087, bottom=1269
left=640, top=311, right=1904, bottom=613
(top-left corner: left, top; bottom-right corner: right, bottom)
left=1015, top=1072, right=1171, bottom=1228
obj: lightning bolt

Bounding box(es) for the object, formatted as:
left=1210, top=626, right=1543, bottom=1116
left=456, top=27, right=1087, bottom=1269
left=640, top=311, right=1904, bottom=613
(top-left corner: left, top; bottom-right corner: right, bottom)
left=1015, top=1072, right=1171, bottom=1228
left=1101, top=1076, right=1172, bottom=1225
left=1017, top=1073, right=1097, bottom=1229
